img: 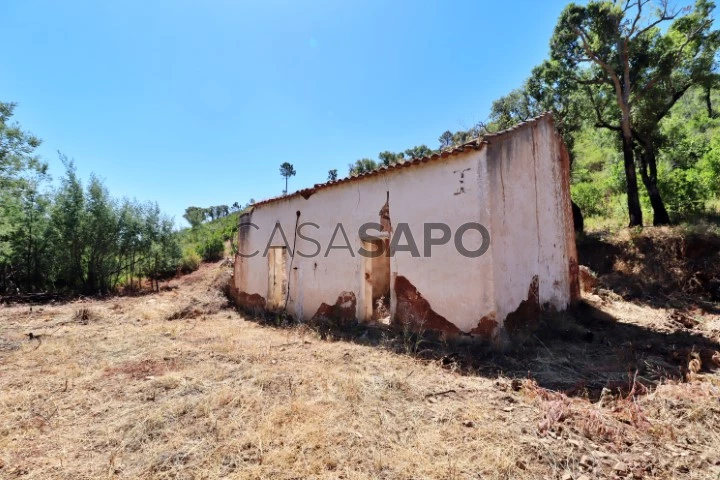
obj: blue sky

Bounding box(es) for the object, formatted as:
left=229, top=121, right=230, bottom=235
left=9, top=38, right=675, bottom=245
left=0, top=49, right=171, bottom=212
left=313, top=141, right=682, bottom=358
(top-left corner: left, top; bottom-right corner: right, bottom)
left=1, top=0, right=571, bottom=226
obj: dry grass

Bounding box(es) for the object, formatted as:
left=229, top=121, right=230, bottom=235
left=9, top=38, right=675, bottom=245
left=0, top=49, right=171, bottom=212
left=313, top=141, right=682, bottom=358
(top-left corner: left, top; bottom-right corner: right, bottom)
left=1, top=262, right=719, bottom=479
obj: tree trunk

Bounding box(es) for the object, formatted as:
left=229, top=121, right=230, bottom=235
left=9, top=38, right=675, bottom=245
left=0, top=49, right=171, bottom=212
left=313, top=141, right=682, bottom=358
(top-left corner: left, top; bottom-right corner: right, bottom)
left=621, top=133, right=643, bottom=227
left=638, top=147, right=671, bottom=226
left=706, top=85, right=716, bottom=119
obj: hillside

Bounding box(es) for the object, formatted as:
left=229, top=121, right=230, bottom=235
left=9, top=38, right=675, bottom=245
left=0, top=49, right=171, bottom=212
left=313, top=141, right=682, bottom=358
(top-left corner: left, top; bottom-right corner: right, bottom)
left=177, top=211, right=244, bottom=268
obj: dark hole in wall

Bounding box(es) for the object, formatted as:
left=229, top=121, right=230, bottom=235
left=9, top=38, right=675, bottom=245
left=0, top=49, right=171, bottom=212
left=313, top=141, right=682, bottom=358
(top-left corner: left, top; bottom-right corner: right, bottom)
left=366, top=192, right=391, bottom=322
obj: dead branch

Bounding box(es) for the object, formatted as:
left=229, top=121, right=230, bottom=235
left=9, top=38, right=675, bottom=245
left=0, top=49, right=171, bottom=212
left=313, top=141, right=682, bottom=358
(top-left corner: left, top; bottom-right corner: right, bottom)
left=424, top=389, right=457, bottom=399
left=633, top=0, right=679, bottom=38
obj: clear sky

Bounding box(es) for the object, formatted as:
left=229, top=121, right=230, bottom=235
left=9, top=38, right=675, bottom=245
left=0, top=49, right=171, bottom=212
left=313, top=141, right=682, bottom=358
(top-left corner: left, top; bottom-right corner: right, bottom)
left=1, top=0, right=571, bottom=226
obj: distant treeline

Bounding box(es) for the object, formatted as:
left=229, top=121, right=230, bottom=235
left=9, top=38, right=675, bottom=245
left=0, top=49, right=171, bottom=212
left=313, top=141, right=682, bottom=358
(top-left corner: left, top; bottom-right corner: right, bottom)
left=0, top=101, right=259, bottom=295
left=182, top=203, right=243, bottom=228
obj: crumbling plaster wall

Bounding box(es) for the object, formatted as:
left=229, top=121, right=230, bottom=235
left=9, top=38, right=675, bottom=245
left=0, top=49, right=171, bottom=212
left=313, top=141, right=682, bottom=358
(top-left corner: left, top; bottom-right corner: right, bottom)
left=234, top=148, right=494, bottom=333
left=485, top=118, right=578, bottom=332
left=232, top=116, right=578, bottom=337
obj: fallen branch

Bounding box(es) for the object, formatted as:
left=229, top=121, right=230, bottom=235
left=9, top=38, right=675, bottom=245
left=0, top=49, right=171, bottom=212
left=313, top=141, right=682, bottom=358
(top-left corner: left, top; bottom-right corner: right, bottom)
left=424, top=389, right=457, bottom=399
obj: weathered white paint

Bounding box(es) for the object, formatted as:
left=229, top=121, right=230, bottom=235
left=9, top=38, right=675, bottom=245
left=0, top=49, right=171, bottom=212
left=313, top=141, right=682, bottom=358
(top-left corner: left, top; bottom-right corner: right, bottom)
left=232, top=115, right=578, bottom=337
left=486, top=118, right=577, bottom=326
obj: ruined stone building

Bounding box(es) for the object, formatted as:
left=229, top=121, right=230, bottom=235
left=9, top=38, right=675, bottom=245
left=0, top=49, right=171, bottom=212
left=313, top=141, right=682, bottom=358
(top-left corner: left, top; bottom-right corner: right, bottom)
left=229, top=114, right=579, bottom=341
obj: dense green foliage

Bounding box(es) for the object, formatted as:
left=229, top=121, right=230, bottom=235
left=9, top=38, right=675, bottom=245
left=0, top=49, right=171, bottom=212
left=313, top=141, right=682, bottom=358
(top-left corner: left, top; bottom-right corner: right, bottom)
left=488, top=0, right=720, bottom=228
left=182, top=205, right=233, bottom=228
left=197, top=235, right=225, bottom=262
left=0, top=104, right=182, bottom=294
left=566, top=86, right=720, bottom=228
left=348, top=158, right=380, bottom=175
left=0, top=97, right=247, bottom=295
left=177, top=208, right=245, bottom=266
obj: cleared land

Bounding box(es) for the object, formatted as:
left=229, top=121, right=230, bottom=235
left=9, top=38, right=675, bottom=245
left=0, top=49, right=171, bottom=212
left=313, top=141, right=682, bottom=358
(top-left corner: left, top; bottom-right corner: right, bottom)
left=1, top=241, right=720, bottom=479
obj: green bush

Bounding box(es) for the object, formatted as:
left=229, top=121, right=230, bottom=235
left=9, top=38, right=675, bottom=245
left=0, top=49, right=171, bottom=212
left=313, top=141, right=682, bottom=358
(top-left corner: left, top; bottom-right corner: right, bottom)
left=571, top=181, right=606, bottom=218
left=658, top=164, right=711, bottom=215
left=197, top=235, right=225, bottom=262
left=177, top=211, right=240, bottom=259
left=179, top=249, right=201, bottom=273
left=699, top=138, right=720, bottom=196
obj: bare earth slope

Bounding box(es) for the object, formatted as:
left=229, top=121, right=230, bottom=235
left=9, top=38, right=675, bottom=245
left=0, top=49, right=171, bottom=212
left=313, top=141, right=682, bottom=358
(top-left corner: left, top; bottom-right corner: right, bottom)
left=1, top=260, right=719, bottom=479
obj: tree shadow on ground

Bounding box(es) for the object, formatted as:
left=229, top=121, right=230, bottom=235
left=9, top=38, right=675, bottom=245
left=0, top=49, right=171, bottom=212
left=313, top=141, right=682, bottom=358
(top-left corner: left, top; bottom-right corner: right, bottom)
left=248, top=300, right=720, bottom=402
left=576, top=230, right=720, bottom=313
left=1, top=279, right=180, bottom=306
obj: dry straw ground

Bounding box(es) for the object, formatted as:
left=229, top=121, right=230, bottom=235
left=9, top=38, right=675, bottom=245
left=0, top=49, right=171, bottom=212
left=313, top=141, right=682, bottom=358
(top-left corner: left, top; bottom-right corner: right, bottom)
left=1, top=260, right=719, bottom=479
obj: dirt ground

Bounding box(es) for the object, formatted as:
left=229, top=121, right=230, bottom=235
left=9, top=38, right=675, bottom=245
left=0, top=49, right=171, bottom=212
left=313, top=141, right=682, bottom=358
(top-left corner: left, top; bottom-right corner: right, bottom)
left=1, top=254, right=719, bottom=479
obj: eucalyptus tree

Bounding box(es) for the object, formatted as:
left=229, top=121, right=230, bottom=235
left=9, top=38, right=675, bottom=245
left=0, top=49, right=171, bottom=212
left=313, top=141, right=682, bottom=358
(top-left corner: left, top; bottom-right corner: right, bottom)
left=51, top=158, right=86, bottom=290
left=0, top=102, right=44, bottom=286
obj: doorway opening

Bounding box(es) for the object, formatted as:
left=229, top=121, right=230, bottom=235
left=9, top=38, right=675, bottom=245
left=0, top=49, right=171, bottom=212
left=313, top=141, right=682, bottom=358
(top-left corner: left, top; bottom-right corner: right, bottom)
left=363, top=192, right=392, bottom=323
left=267, top=246, right=287, bottom=310
left=363, top=237, right=391, bottom=324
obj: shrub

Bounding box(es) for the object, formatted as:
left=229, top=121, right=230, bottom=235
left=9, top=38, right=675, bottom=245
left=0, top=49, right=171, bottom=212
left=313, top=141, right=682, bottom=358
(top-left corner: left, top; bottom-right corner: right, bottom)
left=179, top=249, right=201, bottom=273
left=658, top=165, right=711, bottom=215
left=197, top=235, right=225, bottom=262
left=571, top=181, right=607, bottom=218
left=699, top=139, right=720, bottom=196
